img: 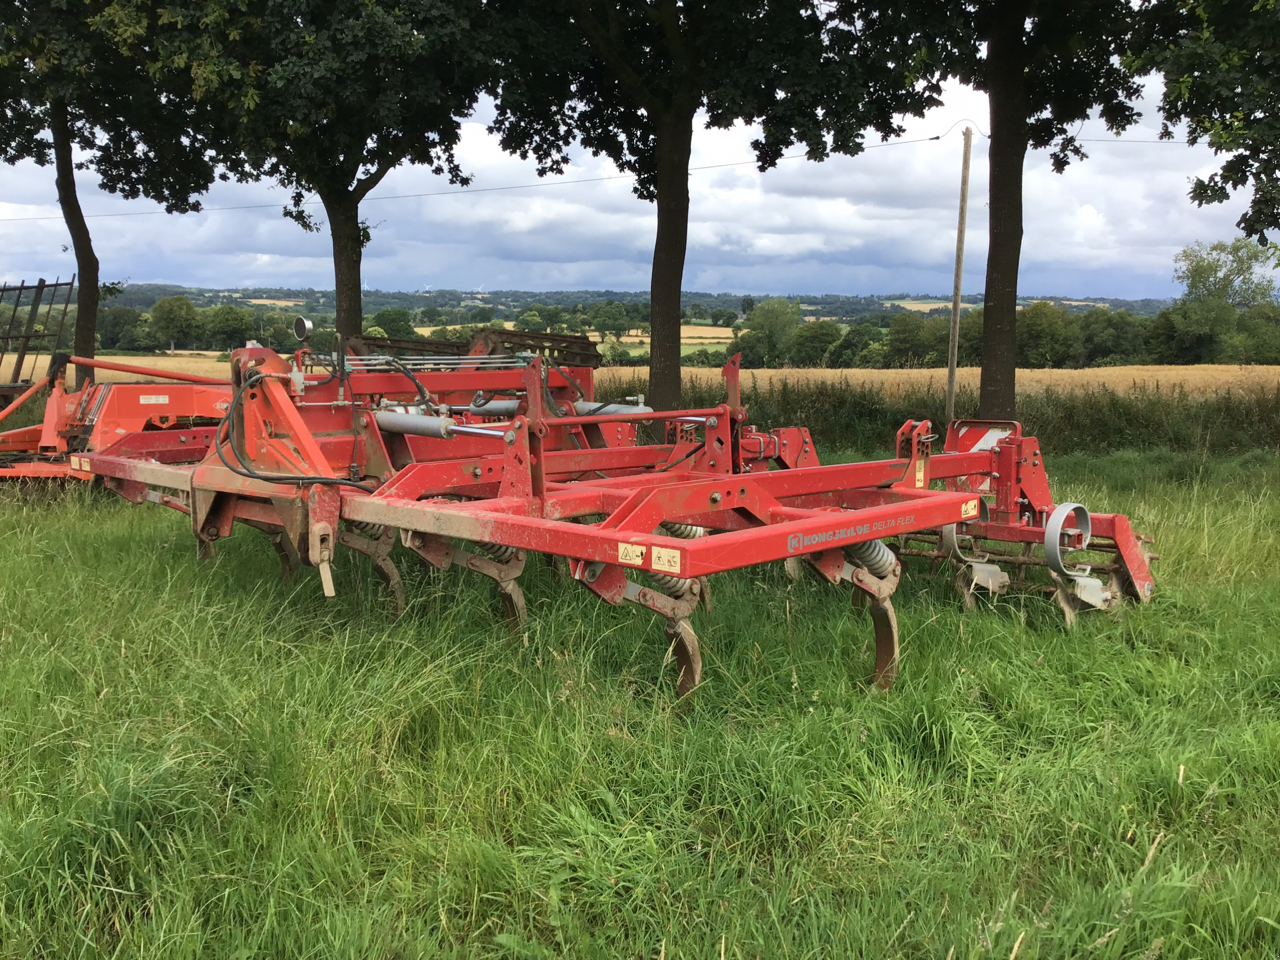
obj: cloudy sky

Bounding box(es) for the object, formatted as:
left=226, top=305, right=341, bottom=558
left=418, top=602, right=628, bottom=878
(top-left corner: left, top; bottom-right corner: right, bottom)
left=0, top=79, right=1250, bottom=299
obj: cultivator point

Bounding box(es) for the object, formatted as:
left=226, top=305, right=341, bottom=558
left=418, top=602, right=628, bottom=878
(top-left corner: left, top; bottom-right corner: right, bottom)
left=74, top=330, right=1154, bottom=693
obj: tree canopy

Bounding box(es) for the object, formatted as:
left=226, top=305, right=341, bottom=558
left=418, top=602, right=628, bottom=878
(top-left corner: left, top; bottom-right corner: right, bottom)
left=489, top=0, right=944, bottom=408
left=1141, top=0, right=1280, bottom=242
left=1, top=0, right=226, bottom=381
left=884, top=0, right=1145, bottom=418
left=99, top=0, right=493, bottom=339
left=1174, top=239, right=1278, bottom=309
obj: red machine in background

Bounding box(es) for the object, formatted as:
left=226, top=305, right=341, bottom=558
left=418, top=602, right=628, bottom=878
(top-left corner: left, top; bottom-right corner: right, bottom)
left=0, top=354, right=230, bottom=481
left=84, top=326, right=1155, bottom=695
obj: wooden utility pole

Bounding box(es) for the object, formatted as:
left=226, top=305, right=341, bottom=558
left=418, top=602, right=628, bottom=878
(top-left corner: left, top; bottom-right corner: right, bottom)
left=946, top=126, right=973, bottom=423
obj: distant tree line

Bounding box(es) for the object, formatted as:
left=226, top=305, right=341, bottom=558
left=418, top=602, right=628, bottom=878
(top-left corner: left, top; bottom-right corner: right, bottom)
left=99, top=239, right=1277, bottom=371
left=670, top=240, right=1280, bottom=370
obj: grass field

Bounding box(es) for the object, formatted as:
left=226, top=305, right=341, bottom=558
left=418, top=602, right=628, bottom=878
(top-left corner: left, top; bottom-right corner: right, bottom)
left=2, top=450, right=1280, bottom=957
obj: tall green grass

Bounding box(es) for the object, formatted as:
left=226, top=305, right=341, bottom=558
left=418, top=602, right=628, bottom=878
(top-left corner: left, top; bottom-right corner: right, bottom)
left=2, top=453, right=1280, bottom=957
left=599, top=375, right=1280, bottom=455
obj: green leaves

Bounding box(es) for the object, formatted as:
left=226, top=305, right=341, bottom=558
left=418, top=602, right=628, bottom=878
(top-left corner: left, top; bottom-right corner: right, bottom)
left=1142, top=0, right=1280, bottom=240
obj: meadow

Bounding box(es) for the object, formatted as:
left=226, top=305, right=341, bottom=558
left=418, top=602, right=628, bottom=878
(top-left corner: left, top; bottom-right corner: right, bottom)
left=2, top=437, right=1279, bottom=957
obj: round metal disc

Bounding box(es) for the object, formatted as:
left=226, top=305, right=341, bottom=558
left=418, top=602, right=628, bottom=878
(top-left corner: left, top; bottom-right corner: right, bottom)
left=1044, top=503, right=1091, bottom=577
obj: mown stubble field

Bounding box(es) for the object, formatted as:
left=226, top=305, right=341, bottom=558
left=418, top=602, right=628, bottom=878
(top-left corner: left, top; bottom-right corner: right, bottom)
left=1, top=448, right=1279, bottom=957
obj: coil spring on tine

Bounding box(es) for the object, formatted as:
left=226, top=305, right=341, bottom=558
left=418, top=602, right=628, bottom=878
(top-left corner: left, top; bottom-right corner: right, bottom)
left=346, top=520, right=386, bottom=540
left=844, top=538, right=896, bottom=579
left=660, top=522, right=707, bottom=539
left=645, top=571, right=696, bottom=597
left=472, top=541, right=518, bottom=564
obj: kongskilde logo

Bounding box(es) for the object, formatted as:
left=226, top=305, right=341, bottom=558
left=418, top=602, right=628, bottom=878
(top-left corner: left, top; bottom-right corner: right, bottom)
left=786, top=516, right=916, bottom=553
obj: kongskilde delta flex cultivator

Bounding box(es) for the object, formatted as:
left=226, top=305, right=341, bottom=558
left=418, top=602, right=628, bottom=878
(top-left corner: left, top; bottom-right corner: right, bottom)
left=86, top=325, right=1155, bottom=694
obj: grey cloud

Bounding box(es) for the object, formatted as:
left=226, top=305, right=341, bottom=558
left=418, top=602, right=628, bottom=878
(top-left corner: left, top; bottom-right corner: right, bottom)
left=0, top=82, right=1253, bottom=298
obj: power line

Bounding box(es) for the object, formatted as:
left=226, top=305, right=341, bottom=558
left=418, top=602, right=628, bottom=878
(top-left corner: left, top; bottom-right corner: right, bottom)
left=0, top=127, right=1188, bottom=225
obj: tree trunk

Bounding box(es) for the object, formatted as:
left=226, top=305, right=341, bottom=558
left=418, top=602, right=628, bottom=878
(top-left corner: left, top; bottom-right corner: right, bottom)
left=322, top=191, right=365, bottom=341
left=50, top=98, right=100, bottom=388
left=647, top=104, right=696, bottom=411
left=978, top=7, right=1029, bottom=420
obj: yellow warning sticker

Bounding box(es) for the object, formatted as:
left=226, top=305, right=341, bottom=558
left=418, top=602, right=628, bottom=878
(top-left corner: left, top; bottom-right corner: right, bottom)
left=961, top=498, right=980, bottom=519
left=915, top=458, right=926, bottom=487
left=651, top=546, right=681, bottom=574
left=618, top=543, right=647, bottom=566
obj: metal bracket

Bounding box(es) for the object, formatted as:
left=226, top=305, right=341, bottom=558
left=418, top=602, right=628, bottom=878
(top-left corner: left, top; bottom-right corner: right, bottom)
left=1048, top=570, right=1117, bottom=627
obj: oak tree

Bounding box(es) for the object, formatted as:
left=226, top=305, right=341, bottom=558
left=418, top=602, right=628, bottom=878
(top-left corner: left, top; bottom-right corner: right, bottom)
left=101, top=0, right=492, bottom=339
left=1141, top=0, right=1280, bottom=242
left=937, top=0, right=1144, bottom=418
left=490, top=0, right=940, bottom=409
left=1, top=0, right=223, bottom=382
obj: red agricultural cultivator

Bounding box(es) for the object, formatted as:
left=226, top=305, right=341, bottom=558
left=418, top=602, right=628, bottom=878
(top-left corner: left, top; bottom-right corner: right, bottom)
left=0, top=355, right=230, bottom=481
left=83, top=326, right=1154, bottom=694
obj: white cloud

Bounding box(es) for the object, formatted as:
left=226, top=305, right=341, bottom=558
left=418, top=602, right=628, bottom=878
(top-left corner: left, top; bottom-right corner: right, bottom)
left=0, top=79, right=1247, bottom=298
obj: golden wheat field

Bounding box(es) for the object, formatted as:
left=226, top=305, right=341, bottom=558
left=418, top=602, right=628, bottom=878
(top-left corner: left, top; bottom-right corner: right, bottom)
left=0, top=353, right=229, bottom=384
left=597, top=364, right=1280, bottom=397
left=5, top=353, right=1277, bottom=397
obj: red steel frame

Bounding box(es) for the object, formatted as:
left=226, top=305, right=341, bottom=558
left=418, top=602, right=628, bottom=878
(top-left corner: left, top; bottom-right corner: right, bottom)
left=86, top=343, right=1154, bottom=695
left=0, top=355, right=230, bottom=480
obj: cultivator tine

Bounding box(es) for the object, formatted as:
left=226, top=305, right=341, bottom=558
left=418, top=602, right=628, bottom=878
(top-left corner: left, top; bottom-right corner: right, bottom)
left=571, top=557, right=705, bottom=693
left=940, top=522, right=1011, bottom=610
left=866, top=597, right=899, bottom=689
left=696, top=576, right=713, bottom=613
left=495, top=578, right=528, bottom=632
left=664, top=617, right=703, bottom=698
left=271, top=532, right=301, bottom=582
left=401, top=530, right=528, bottom=631
left=1041, top=503, right=1121, bottom=627
left=1015, top=543, right=1033, bottom=583
left=953, top=563, right=1010, bottom=611
left=240, top=517, right=305, bottom=584
left=338, top=523, right=405, bottom=617
left=799, top=540, right=906, bottom=687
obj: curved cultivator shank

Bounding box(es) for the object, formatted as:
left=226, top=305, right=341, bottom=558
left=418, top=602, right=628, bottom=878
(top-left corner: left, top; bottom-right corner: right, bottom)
left=84, top=332, right=1154, bottom=695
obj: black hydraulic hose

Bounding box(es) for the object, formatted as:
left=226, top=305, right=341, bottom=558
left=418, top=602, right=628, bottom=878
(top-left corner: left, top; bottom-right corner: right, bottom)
left=215, top=371, right=375, bottom=492
left=546, top=356, right=586, bottom=400
left=651, top=441, right=705, bottom=474
left=387, top=355, right=429, bottom=407
left=307, top=352, right=340, bottom=387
